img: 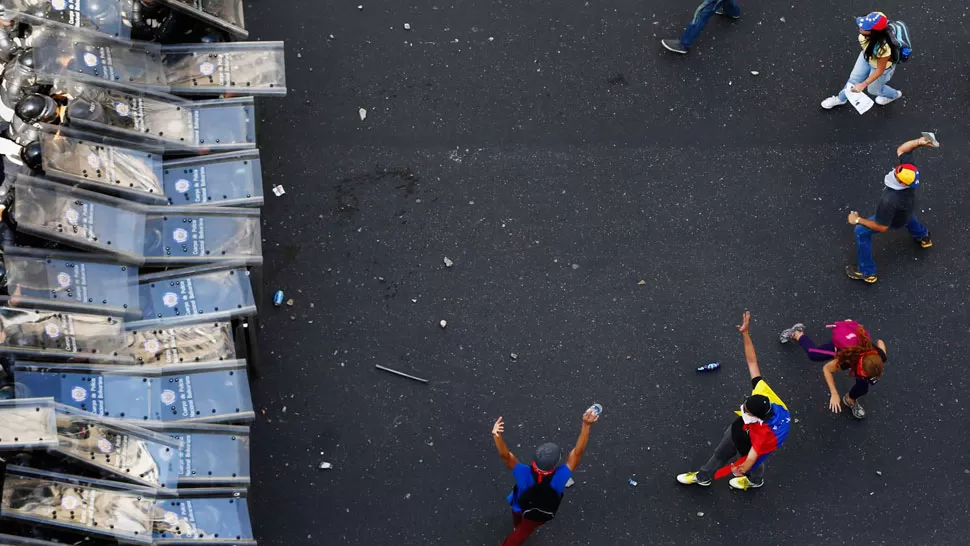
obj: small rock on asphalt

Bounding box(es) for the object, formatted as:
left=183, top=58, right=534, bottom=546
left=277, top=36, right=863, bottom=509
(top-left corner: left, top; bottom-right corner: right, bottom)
left=358, top=108, right=367, bottom=121
left=697, top=512, right=705, bottom=517
left=404, top=23, right=411, bottom=30
left=510, top=353, right=518, bottom=360
left=319, top=462, right=333, bottom=470
left=286, top=299, right=294, bottom=306
left=443, top=257, right=454, bottom=267
left=439, top=320, right=448, bottom=328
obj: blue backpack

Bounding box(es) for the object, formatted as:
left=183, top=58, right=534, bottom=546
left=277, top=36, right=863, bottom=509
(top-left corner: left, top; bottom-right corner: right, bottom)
left=888, top=20, right=913, bottom=63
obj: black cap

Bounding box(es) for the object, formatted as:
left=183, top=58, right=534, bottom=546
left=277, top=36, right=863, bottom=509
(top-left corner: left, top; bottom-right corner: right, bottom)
left=533, top=442, right=561, bottom=471
left=744, top=394, right=772, bottom=420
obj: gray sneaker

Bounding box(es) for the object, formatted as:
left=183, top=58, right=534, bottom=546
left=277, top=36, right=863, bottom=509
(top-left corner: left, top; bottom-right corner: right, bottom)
left=843, top=395, right=866, bottom=419
left=715, top=7, right=741, bottom=19
left=779, top=323, right=805, bottom=344
left=661, top=39, right=688, bottom=55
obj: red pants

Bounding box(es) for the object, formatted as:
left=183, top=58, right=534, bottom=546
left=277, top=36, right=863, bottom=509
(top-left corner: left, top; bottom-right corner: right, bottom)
left=500, top=512, right=544, bottom=546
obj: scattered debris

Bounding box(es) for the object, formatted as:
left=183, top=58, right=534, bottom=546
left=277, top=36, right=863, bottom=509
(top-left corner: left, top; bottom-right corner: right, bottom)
left=273, top=290, right=284, bottom=306
left=780, top=16, right=786, bottom=23
left=319, top=462, right=333, bottom=470
left=875, top=471, right=882, bottom=476
left=404, top=23, right=411, bottom=30
left=296, top=52, right=302, bottom=58
left=638, top=280, right=646, bottom=285
left=286, top=299, right=294, bottom=306
left=443, top=257, right=454, bottom=268
left=439, top=320, right=447, bottom=328
left=272, top=184, right=285, bottom=196
left=357, top=4, right=363, bottom=10
left=510, top=353, right=518, bottom=360
left=375, top=364, right=429, bottom=384
left=628, top=478, right=638, bottom=487
left=488, top=36, right=494, bottom=41
left=411, top=298, right=418, bottom=303
left=750, top=71, right=760, bottom=75
left=697, top=512, right=705, bottom=517
left=565, top=477, right=575, bottom=488
left=328, top=34, right=334, bottom=39
left=358, top=108, right=367, bottom=121
left=571, top=264, right=580, bottom=270
left=404, top=493, right=411, bottom=499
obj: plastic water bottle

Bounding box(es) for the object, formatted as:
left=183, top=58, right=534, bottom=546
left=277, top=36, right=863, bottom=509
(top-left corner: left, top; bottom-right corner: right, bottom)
left=696, top=362, right=720, bottom=373
left=588, top=403, right=603, bottom=416
left=628, top=478, right=638, bottom=487
left=273, top=290, right=284, bottom=307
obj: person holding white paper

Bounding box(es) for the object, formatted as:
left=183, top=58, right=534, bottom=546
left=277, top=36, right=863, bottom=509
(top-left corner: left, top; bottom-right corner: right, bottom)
left=821, top=12, right=903, bottom=110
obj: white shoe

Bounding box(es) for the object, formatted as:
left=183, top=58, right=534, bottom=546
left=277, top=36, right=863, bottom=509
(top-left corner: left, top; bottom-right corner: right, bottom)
left=875, top=91, right=902, bottom=105
left=821, top=96, right=847, bottom=109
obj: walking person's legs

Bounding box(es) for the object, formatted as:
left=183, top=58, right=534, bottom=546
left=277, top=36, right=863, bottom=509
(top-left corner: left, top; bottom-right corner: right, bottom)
left=852, top=219, right=878, bottom=277
left=823, top=53, right=871, bottom=108
left=868, top=66, right=901, bottom=103
left=718, top=0, right=741, bottom=18
left=679, top=0, right=723, bottom=50
left=796, top=334, right=837, bottom=362
left=905, top=215, right=931, bottom=247
left=695, top=425, right=739, bottom=483
left=501, top=515, right=544, bottom=546
left=843, top=379, right=870, bottom=419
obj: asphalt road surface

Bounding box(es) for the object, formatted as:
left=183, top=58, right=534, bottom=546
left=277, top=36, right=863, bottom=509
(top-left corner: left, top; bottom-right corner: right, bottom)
left=247, top=1, right=970, bottom=544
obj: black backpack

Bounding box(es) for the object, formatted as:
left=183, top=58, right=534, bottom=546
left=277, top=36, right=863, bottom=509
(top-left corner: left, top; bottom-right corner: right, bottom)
left=515, top=469, right=563, bottom=522
left=888, top=20, right=913, bottom=63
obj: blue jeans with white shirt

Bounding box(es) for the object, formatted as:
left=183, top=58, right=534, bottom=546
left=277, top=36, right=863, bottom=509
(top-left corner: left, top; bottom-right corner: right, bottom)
left=838, top=52, right=899, bottom=102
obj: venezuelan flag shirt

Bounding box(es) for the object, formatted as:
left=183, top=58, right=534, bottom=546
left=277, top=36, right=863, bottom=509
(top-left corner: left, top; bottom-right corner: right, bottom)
left=733, top=377, right=791, bottom=470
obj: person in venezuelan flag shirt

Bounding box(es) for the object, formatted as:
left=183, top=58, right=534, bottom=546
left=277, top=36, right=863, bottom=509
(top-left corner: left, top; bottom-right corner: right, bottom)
left=677, top=311, right=792, bottom=490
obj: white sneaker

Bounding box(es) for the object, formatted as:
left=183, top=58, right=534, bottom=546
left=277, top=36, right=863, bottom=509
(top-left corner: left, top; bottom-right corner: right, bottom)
left=875, top=91, right=902, bottom=105
left=821, top=96, right=847, bottom=109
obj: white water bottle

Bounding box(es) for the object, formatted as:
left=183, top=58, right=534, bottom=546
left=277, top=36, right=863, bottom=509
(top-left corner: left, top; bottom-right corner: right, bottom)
left=588, top=403, right=603, bottom=416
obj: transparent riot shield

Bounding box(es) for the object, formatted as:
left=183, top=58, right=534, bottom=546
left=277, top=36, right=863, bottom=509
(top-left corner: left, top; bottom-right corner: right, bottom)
left=51, top=404, right=180, bottom=489
left=163, top=41, right=286, bottom=96
left=152, top=0, right=246, bottom=39
left=38, top=129, right=168, bottom=205
left=0, top=308, right=131, bottom=363
left=1, top=0, right=136, bottom=39
left=1, top=465, right=156, bottom=543
left=14, top=362, right=157, bottom=419
left=13, top=175, right=147, bottom=264
left=124, top=321, right=236, bottom=365
left=1, top=246, right=141, bottom=319
left=156, top=360, right=253, bottom=423
left=63, top=85, right=257, bottom=153
left=162, top=150, right=262, bottom=207
left=142, top=422, right=249, bottom=486
left=152, top=489, right=254, bottom=544
left=142, top=206, right=261, bottom=266
left=0, top=533, right=72, bottom=545
left=0, top=398, right=58, bottom=450
left=130, top=264, right=256, bottom=329
left=31, top=29, right=166, bottom=94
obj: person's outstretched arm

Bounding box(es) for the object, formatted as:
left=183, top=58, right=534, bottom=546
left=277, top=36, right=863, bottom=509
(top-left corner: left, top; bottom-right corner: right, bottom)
left=897, top=135, right=938, bottom=157
left=492, top=417, right=518, bottom=470
left=736, top=311, right=761, bottom=379
left=565, top=409, right=600, bottom=471
left=822, top=360, right=842, bottom=413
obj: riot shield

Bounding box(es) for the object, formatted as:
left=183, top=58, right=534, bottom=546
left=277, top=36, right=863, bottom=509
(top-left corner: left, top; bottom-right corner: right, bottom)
left=64, top=86, right=257, bottom=153
left=162, top=150, right=263, bottom=207
left=38, top=130, right=168, bottom=205
left=152, top=489, right=254, bottom=544
left=51, top=403, right=180, bottom=488
left=0, top=398, right=58, bottom=450
left=156, top=360, right=253, bottom=423
left=13, top=175, right=147, bottom=264
left=31, top=29, right=166, bottom=94
left=14, top=362, right=157, bottom=419
left=0, top=308, right=131, bottom=363
left=1, top=246, right=140, bottom=319
left=163, top=41, right=286, bottom=96
left=152, top=0, right=246, bottom=39
left=0, top=533, right=72, bottom=545
left=1, top=465, right=156, bottom=543
left=142, top=206, right=261, bottom=266
left=1, top=0, right=136, bottom=39
left=142, top=422, right=249, bottom=485
left=124, top=321, right=236, bottom=365
left=130, top=264, right=256, bottom=329
left=14, top=360, right=254, bottom=423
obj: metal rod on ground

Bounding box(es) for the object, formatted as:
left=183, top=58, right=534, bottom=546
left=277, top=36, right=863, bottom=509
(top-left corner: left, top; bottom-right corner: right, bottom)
left=375, top=365, right=429, bottom=384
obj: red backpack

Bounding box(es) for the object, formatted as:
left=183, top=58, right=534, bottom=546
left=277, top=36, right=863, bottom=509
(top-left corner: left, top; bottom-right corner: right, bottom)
left=808, top=320, right=869, bottom=357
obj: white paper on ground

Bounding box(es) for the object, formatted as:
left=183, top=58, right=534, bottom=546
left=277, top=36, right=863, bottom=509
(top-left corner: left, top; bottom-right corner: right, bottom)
left=844, top=84, right=874, bottom=115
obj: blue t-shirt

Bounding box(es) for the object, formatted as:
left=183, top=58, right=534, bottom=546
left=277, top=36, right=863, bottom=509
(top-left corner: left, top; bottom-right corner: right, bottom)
left=506, top=463, right=572, bottom=512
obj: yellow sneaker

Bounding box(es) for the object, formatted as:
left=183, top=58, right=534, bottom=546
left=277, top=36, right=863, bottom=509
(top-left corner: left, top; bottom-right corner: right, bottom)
left=728, top=476, right=764, bottom=491
left=676, top=472, right=711, bottom=486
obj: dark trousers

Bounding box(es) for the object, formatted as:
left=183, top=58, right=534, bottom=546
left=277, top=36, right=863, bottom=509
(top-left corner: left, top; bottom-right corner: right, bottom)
left=798, top=335, right=870, bottom=400
left=500, top=512, right=544, bottom=546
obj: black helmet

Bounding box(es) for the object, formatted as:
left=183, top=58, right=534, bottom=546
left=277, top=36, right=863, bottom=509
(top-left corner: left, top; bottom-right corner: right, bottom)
left=66, top=98, right=104, bottom=122
left=17, top=49, right=34, bottom=70
left=20, top=141, right=42, bottom=171
left=15, top=94, right=57, bottom=124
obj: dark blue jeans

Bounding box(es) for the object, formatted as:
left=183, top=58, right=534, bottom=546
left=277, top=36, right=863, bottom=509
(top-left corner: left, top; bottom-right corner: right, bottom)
left=854, top=215, right=929, bottom=276
left=680, top=0, right=741, bottom=49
